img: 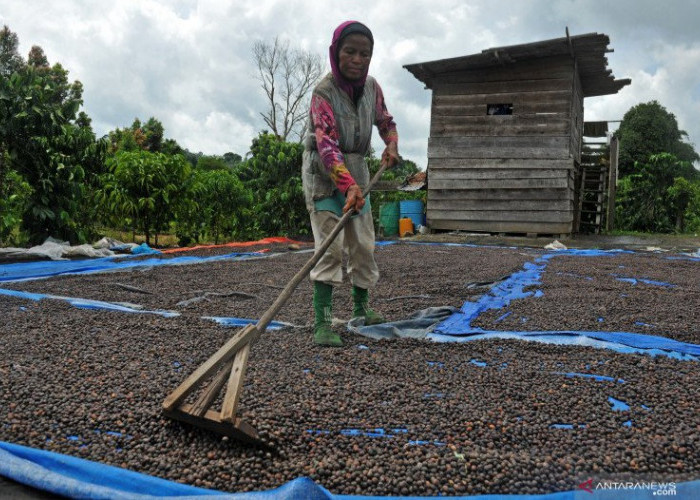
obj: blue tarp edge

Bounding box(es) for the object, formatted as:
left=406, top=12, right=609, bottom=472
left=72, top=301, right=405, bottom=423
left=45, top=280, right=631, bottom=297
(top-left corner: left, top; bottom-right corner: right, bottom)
left=2, top=441, right=699, bottom=500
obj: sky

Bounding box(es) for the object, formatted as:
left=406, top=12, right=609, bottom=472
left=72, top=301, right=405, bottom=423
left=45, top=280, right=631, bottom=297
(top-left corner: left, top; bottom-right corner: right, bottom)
left=2, top=0, right=699, bottom=169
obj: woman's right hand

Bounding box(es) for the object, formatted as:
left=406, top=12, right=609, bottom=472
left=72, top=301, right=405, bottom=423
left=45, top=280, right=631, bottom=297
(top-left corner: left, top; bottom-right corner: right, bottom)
left=343, top=184, right=365, bottom=213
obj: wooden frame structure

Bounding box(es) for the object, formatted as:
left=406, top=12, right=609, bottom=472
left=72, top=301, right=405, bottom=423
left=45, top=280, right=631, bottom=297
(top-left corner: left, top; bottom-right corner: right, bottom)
left=404, top=30, right=630, bottom=235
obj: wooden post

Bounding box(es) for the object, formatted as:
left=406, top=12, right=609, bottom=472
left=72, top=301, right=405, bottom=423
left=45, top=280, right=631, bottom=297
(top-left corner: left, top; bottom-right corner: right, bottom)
left=606, top=136, right=619, bottom=232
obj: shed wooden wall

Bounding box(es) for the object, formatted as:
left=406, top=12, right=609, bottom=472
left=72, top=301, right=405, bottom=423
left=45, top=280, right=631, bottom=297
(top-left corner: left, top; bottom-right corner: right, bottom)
left=426, top=55, right=583, bottom=234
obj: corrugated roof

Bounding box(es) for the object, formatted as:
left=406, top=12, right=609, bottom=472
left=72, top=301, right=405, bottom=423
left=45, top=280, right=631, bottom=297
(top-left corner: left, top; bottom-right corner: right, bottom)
left=404, top=32, right=631, bottom=98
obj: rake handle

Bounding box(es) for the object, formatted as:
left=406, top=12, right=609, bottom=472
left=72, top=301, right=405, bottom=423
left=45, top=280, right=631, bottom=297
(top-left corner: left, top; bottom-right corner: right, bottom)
left=162, top=162, right=391, bottom=414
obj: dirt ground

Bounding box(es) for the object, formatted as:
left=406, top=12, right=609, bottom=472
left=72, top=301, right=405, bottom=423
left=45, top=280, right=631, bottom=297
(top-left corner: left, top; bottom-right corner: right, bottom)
left=0, top=236, right=698, bottom=496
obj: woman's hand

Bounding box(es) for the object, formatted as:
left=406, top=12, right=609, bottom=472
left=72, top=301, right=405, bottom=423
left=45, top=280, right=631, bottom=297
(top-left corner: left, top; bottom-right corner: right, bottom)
left=343, top=184, right=365, bottom=213
left=381, top=142, right=400, bottom=168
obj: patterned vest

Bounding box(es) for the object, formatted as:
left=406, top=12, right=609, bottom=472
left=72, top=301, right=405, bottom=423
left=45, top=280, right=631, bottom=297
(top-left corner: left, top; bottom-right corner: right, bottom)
left=302, top=73, right=378, bottom=211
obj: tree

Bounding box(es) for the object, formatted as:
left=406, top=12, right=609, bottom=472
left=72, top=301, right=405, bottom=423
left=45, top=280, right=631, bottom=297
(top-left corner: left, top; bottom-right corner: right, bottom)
left=98, top=151, right=192, bottom=246
left=615, top=101, right=699, bottom=178
left=196, top=155, right=229, bottom=171
left=235, top=132, right=309, bottom=236
left=222, top=152, right=242, bottom=168
left=0, top=28, right=106, bottom=244
left=0, top=25, right=24, bottom=77
left=667, top=177, right=699, bottom=233
left=199, top=170, right=252, bottom=243
left=253, top=37, right=323, bottom=141
left=196, top=153, right=243, bottom=171
left=615, top=153, right=695, bottom=232
left=0, top=152, right=32, bottom=245
left=27, top=45, right=49, bottom=68
left=107, top=117, right=183, bottom=155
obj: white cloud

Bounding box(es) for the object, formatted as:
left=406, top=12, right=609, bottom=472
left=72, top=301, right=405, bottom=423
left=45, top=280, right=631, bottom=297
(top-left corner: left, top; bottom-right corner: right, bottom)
left=1, top=0, right=699, bottom=167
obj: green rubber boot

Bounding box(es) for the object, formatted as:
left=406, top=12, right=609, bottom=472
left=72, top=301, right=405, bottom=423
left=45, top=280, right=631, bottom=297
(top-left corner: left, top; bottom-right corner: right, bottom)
left=352, top=286, right=386, bottom=325
left=313, top=281, right=343, bottom=347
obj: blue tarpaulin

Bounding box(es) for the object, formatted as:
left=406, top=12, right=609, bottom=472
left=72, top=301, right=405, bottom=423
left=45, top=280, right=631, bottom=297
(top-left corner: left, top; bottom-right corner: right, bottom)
left=2, top=244, right=699, bottom=498
left=429, top=248, right=700, bottom=360
left=0, top=252, right=264, bottom=283
left=2, top=442, right=697, bottom=499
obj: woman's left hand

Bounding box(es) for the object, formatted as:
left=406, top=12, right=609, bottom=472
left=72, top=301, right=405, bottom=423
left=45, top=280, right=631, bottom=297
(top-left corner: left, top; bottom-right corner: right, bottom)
left=381, top=142, right=400, bottom=168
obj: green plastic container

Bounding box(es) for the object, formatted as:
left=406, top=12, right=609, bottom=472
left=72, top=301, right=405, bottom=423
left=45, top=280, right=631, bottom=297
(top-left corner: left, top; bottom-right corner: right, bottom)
left=378, top=201, right=400, bottom=236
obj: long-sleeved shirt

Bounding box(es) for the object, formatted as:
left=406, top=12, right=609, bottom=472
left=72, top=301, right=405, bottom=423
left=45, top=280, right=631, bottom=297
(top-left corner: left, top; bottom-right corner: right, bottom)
left=309, top=81, right=398, bottom=195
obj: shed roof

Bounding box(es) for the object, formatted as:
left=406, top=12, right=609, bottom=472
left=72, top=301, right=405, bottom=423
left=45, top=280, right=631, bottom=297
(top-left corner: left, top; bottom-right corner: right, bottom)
left=404, top=32, right=631, bottom=98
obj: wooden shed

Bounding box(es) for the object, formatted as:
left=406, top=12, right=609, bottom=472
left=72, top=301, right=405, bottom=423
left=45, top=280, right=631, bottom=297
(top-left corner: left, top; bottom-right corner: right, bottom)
left=404, top=31, right=631, bottom=236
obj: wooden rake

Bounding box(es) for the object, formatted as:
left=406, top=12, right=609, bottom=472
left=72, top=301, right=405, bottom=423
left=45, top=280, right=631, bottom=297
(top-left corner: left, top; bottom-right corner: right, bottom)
left=162, top=163, right=390, bottom=444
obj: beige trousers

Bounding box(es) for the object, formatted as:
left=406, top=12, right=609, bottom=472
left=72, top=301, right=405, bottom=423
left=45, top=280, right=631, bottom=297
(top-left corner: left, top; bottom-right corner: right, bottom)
left=309, top=210, right=379, bottom=289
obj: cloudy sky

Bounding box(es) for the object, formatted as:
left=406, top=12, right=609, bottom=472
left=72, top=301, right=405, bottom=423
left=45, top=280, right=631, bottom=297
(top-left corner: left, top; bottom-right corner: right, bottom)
left=2, top=0, right=699, bottom=168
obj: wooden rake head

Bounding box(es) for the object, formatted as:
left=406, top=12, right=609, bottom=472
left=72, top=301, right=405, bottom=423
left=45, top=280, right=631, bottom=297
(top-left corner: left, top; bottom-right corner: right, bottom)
left=161, top=323, right=264, bottom=445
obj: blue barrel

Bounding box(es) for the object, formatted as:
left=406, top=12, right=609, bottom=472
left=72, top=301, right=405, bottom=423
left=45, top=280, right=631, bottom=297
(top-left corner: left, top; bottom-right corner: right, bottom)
left=399, top=200, right=424, bottom=229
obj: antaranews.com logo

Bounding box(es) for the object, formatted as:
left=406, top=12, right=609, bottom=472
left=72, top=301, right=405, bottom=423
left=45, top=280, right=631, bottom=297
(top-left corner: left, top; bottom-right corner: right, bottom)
left=578, top=478, right=677, bottom=496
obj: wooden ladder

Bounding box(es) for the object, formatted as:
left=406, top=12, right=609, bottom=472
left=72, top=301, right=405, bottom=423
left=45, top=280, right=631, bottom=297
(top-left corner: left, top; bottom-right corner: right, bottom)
left=578, top=141, right=609, bottom=234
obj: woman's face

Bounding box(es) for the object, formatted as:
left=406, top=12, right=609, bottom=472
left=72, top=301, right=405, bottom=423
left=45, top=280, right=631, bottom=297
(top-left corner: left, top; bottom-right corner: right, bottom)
left=338, top=34, right=372, bottom=81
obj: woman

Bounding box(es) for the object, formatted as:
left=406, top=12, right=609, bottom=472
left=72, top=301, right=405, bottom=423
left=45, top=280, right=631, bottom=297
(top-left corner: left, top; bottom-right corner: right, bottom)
left=302, top=20, right=400, bottom=347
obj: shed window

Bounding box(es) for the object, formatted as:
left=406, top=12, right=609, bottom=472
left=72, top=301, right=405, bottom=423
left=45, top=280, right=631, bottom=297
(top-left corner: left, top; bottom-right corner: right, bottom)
left=487, top=103, right=513, bottom=115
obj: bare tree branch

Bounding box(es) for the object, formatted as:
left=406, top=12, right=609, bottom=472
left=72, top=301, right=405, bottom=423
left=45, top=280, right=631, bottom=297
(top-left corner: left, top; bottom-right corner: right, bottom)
left=252, top=37, right=323, bottom=141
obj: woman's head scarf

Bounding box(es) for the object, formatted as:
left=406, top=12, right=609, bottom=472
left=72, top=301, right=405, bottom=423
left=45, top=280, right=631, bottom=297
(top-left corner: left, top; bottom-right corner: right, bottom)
left=329, top=21, right=374, bottom=102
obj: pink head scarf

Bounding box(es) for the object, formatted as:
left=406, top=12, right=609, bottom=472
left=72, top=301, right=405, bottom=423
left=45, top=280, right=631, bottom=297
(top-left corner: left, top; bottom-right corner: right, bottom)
left=329, top=21, right=374, bottom=102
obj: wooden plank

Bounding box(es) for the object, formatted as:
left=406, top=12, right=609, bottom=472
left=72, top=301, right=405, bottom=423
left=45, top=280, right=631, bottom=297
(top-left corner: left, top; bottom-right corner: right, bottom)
left=432, top=101, right=571, bottom=117
left=162, top=323, right=258, bottom=412
left=433, top=78, right=573, bottom=96
left=190, top=358, right=234, bottom=417
left=428, top=209, right=573, bottom=223
left=429, top=55, right=574, bottom=84
left=432, top=90, right=571, bottom=109
left=606, top=136, right=619, bottom=231
left=429, top=135, right=570, bottom=149
left=428, top=136, right=571, bottom=160
left=220, top=343, right=251, bottom=423
left=428, top=187, right=570, bottom=201
left=428, top=199, right=573, bottom=211
left=428, top=158, right=575, bottom=170
left=432, top=114, right=571, bottom=126
left=428, top=146, right=570, bottom=160
left=431, top=120, right=569, bottom=137
left=163, top=404, right=262, bottom=444
left=429, top=177, right=570, bottom=190
left=429, top=168, right=570, bottom=181
left=427, top=219, right=573, bottom=234
left=434, top=69, right=575, bottom=85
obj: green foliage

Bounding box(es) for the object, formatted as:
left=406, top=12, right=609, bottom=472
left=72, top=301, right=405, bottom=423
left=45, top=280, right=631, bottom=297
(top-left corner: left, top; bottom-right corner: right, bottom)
left=615, top=153, right=697, bottom=233
left=1, top=25, right=24, bottom=77
left=196, top=155, right=229, bottom=171
left=0, top=153, right=32, bottom=245
left=107, top=117, right=183, bottom=155
left=98, top=151, right=193, bottom=245
left=201, top=169, right=252, bottom=243
left=615, top=101, right=699, bottom=178
left=235, top=132, right=309, bottom=237
left=367, top=152, right=420, bottom=181
left=174, top=168, right=254, bottom=246
left=684, top=185, right=700, bottom=234
left=667, top=177, right=700, bottom=233
left=222, top=152, right=243, bottom=168
left=172, top=170, right=206, bottom=246
left=0, top=32, right=106, bottom=244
